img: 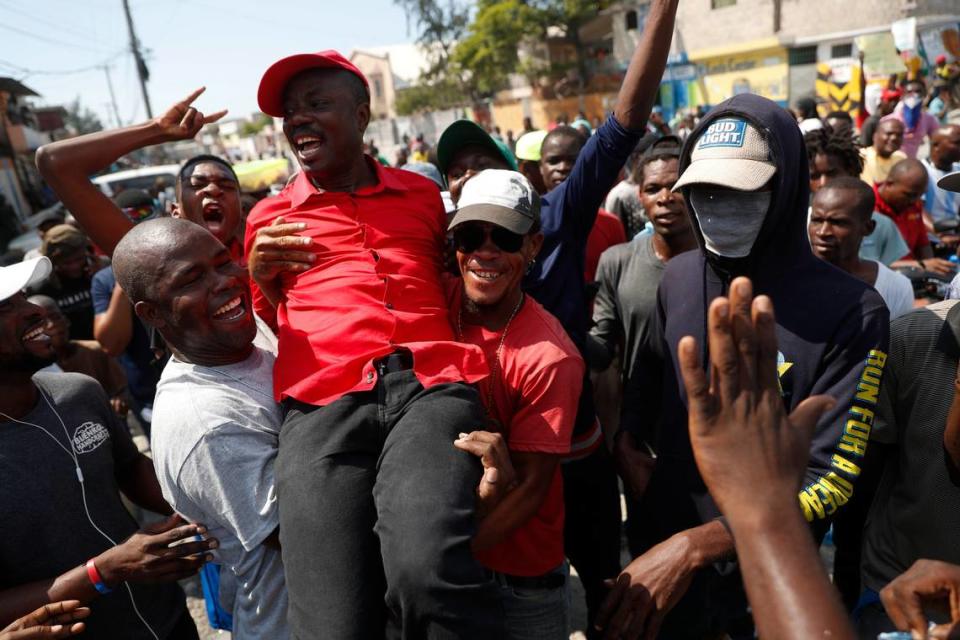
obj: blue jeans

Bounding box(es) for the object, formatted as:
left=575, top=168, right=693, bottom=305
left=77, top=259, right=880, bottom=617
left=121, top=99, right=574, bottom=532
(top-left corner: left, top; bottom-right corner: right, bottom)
left=494, top=563, right=569, bottom=640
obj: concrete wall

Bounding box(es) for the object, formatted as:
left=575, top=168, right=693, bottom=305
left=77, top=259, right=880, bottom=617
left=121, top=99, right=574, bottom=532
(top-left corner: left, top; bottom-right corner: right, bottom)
left=492, top=92, right=617, bottom=133
left=350, top=52, right=397, bottom=119
left=674, top=0, right=955, bottom=53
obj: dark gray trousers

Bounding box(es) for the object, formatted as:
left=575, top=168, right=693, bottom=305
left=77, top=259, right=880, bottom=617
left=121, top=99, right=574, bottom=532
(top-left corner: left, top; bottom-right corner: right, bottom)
left=276, top=369, right=506, bottom=640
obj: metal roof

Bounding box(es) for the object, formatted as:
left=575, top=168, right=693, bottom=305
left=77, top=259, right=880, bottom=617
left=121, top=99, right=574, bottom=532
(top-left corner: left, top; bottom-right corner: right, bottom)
left=0, top=77, right=39, bottom=97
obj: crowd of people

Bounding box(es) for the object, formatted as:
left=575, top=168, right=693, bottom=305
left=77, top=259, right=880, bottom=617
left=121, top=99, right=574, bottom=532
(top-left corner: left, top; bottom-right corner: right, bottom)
left=2, top=1, right=960, bottom=638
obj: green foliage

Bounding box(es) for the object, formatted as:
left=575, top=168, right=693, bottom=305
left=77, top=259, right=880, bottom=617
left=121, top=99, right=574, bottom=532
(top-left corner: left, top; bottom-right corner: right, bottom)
left=240, top=113, right=273, bottom=136
left=394, top=0, right=609, bottom=104
left=395, top=78, right=466, bottom=115
left=453, top=0, right=543, bottom=95
left=394, top=0, right=471, bottom=80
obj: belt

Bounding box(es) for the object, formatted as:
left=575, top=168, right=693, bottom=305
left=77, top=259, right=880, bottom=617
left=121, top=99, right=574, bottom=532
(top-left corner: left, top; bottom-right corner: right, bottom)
left=374, top=350, right=414, bottom=375
left=498, top=571, right=566, bottom=590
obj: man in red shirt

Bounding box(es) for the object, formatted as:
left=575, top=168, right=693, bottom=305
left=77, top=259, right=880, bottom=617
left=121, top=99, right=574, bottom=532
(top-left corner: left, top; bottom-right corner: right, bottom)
left=875, top=158, right=954, bottom=275
left=36, top=89, right=242, bottom=262
left=247, top=52, right=504, bottom=638
left=449, top=169, right=584, bottom=639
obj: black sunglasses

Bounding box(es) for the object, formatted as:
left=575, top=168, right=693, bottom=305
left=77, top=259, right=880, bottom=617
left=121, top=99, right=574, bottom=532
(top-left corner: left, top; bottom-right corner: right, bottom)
left=453, top=224, right=524, bottom=253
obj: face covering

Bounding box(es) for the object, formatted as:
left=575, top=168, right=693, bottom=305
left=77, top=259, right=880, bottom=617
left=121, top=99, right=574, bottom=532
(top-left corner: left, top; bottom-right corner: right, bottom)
left=689, top=188, right=772, bottom=258
left=902, top=93, right=922, bottom=130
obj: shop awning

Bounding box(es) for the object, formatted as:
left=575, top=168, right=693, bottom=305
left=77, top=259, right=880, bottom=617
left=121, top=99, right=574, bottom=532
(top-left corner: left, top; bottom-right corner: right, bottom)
left=687, top=37, right=785, bottom=61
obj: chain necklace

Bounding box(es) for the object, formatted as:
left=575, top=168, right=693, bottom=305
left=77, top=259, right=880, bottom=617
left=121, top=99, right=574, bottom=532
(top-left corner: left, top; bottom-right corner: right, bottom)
left=457, top=292, right=525, bottom=419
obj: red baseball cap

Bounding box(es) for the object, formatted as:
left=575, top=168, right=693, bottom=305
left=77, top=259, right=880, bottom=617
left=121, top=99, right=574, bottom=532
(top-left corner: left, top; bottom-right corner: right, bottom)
left=257, top=50, right=369, bottom=117
left=881, top=88, right=902, bottom=101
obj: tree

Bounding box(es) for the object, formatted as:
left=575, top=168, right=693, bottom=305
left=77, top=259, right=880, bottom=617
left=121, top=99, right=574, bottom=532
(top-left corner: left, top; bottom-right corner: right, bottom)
left=453, top=0, right=544, bottom=95
left=64, top=99, right=104, bottom=135
left=538, top=0, right=611, bottom=96
left=394, top=0, right=481, bottom=110
left=241, top=113, right=273, bottom=136
left=394, top=0, right=471, bottom=82
left=394, top=0, right=609, bottom=108
left=395, top=77, right=465, bottom=115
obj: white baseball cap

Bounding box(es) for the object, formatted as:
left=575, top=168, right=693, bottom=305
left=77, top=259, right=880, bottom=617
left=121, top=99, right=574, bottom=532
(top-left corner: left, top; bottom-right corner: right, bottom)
left=673, top=117, right=777, bottom=191
left=0, top=257, right=52, bottom=303
left=449, top=169, right=541, bottom=234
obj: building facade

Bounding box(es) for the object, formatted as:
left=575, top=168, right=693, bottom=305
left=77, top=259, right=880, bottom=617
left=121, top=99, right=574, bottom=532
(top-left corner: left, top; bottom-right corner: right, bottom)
left=605, top=0, right=959, bottom=118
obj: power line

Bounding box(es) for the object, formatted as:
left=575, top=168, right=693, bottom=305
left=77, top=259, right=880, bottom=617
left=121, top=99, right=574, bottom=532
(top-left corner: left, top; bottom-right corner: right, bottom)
left=0, top=51, right=125, bottom=78
left=0, top=22, right=109, bottom=53
left=0, top=0, right=103, bottom=43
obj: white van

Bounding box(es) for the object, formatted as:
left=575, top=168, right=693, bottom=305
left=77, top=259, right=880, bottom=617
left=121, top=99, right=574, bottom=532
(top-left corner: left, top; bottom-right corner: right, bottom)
left=92, top=164, right=180, bottom=198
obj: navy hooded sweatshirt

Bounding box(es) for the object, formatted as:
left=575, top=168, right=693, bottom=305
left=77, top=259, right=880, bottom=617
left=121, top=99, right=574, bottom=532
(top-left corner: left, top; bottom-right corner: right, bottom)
left=633, top=94, right=890, bottom=633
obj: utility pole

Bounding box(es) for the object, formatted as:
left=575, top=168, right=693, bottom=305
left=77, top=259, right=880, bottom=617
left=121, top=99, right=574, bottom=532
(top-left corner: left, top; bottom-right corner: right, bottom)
left=101, top=65, right=122, bottom=128
left=121, top=0, right=153, bottom=119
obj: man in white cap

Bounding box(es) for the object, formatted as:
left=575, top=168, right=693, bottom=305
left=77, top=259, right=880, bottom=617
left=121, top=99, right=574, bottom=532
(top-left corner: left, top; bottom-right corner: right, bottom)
left=449, top=169, right=584, bottom=639
left=598, top=94, right=888, bottom=638
left=0, top=257, right=216, bottom=638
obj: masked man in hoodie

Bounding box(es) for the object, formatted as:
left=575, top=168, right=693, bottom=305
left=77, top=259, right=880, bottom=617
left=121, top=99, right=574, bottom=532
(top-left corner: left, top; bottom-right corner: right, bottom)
left=596, top=94, right=890, bottom=639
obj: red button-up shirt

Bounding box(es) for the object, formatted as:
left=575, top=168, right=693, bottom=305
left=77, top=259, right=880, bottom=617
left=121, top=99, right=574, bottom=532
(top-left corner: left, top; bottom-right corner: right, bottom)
left=245, top=160, right=488, bottom=406
left=873, top=183, right=929, bottom=259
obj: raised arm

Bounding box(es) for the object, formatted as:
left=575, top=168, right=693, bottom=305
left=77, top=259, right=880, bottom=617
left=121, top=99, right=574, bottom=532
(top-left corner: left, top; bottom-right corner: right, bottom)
left=552, top=0, right=678, bottom=240
left=613, top=0, right=678, bottom=131
left=36, top=88, right=226, bottom=256
left=679, top=278, right=851, bottom=640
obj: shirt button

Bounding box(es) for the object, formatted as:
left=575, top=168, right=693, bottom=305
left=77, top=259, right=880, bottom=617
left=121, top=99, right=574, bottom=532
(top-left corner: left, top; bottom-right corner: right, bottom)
left=386, top=302, right=394, bottom=310
left=366, top=371, right=374, bottom=383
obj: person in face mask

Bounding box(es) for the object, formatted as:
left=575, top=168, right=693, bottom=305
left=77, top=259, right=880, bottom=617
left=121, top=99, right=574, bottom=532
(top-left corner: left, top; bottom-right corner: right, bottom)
left=886, top=80, right=939, bottom=159
left=597, top=95, right=889, bottom=639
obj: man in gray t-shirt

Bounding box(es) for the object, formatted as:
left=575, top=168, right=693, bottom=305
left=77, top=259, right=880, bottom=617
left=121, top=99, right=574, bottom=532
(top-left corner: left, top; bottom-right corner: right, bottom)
left=0, top=256, right=213, bottom=638
left=152, top=320, right=287, bottom=639
left=111, top=218, right=291, bottom=638
left=1, top=373, right=192, bottom=638
left=588, top=144, right=697, bottom=555
left=858, top=300, right=960, bottom=635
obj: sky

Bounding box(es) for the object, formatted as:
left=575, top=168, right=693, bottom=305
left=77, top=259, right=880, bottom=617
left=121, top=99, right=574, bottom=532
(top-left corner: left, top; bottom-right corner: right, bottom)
left=0, top=0, right=416, bottom=126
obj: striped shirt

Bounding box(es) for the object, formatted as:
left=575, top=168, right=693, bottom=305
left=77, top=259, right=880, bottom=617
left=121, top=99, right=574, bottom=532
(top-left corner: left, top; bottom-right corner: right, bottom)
left=861, top=300, right=960, bottom=591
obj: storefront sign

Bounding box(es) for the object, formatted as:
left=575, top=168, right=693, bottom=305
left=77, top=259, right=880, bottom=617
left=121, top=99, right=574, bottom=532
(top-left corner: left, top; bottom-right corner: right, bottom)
left=696, top=49, right=789, bottom=104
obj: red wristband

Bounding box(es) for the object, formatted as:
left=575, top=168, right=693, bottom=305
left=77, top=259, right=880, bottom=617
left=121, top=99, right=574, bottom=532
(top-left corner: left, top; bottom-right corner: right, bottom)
left=85, top=558, right=113, bottom=594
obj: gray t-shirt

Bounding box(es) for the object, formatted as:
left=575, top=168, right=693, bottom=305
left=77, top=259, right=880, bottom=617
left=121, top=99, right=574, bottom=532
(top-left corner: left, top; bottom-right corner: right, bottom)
left=590, top=234, right=669, bottom=437
left=0, top=372, right=186, bottom=639
left=151, top=325, right=288, bottom=639
left=861, top=300, right=960, bottom=591
left=872, top=260, right=914, bottom=321
left=860, top=212, right=910, bottom=266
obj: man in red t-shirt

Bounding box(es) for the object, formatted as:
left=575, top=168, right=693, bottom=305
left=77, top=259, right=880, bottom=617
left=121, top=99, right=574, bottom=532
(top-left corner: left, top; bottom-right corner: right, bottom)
left=246, top=51, right=505, bottom=638
left=875, top=159, right=955, bottom=276
left=449, top=169, right=584, bottom=639
left=586, top=210, right=627, bottom=283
